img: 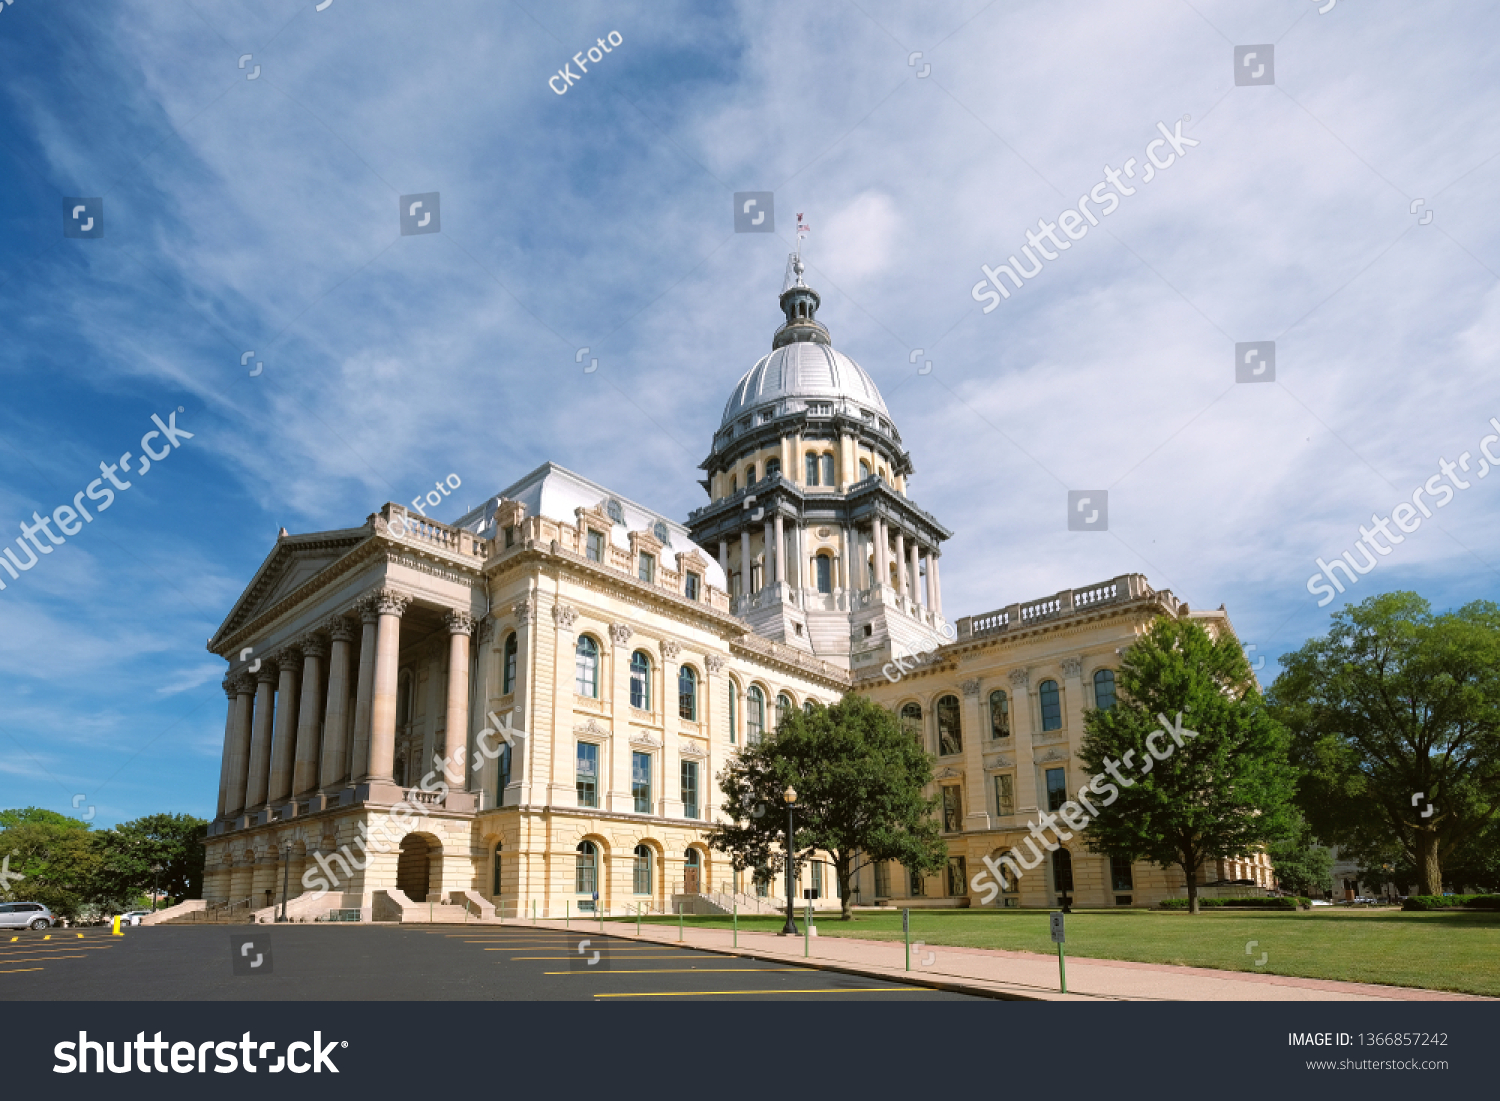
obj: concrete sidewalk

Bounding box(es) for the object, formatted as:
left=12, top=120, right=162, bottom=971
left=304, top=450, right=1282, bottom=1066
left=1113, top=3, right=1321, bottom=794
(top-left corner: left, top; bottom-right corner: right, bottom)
left=502, top=916, right=1489, bottom=1002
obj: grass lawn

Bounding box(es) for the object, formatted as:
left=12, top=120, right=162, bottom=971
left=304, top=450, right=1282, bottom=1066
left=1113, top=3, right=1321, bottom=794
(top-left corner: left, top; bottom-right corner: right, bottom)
left=608, top=908, right=1500, bottom=997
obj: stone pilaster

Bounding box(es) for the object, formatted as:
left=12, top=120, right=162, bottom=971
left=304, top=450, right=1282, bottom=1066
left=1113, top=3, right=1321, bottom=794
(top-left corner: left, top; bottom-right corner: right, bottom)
left=319, top=616, right=357, bottom=792
left=443, top=609, right=477, bottom=788
left=292, top=636, right=328, bottom=798
left=367, top=588, right=411, bottom=783
left=245, top=663, right=280, bottom=811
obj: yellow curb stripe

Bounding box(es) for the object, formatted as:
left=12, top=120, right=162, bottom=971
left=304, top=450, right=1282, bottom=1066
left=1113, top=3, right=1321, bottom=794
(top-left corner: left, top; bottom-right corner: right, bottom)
left=545, top=968, right=812, bottom=975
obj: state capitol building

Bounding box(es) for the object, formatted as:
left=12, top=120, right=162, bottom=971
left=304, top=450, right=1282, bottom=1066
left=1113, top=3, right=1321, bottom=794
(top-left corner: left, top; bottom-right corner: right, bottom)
left=199, top=252, right=1272, bottom=920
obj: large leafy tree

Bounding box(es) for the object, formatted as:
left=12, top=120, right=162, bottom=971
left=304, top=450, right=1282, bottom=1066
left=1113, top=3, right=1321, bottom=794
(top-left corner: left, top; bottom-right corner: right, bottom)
left=1078, top=616, right=1299, bottom=913
left=1267, top=814, right=1334, bottom=898
left=1269, top=593, right=1500, bottom=896
left=0, top=809, right=100, bottom=918
left=705, top=693, right=947, bottom=919
left=95, top=813, right=208, bottom=907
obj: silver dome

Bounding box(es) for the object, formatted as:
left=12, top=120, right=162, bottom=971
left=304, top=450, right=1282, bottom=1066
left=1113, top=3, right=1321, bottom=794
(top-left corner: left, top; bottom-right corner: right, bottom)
left=720, top=342, right=890, bottom=427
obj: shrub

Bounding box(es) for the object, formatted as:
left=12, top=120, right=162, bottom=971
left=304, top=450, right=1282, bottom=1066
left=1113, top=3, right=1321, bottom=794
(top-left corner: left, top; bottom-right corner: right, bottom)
left=1157, top=897, right=1303, bottom=911
left=1401, top=894, right=1500, bottom=911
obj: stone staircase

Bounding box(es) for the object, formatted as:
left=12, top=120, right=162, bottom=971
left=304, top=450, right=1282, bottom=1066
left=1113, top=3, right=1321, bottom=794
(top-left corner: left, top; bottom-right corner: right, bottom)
left=373, top=888, right=490, bottom=923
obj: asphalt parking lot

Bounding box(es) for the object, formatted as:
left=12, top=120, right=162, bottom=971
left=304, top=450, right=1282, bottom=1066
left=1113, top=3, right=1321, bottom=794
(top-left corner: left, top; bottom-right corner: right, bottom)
left=0, top=924, right=980, bottom=1001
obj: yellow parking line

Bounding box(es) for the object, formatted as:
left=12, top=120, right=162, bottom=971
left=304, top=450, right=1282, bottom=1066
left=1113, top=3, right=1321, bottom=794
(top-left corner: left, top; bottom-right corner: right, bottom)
left=593, top=987, right=931, bottom=998
left=545, top=968, right=812, bottom=975
left=0, top=954, right=103, bottom=964
left=0, top=967, right=44, bottom=974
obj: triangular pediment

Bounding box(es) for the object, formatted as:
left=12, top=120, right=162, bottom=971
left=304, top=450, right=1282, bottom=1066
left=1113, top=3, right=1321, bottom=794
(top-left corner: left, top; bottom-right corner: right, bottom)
left=208, top=525, right=372, bottom=653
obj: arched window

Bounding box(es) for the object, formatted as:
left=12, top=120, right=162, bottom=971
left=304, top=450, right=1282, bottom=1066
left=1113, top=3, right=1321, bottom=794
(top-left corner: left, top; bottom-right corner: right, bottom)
left=859, top=459, right=871, bottom=480
left=492, top=840, right=502, bottom=897
left=728, top=678, right=739, bottom=744
left=678, top=665, right=698, bottom=721
left=746, top=686, right=766, bottom=744
left=820, top=454, right=834, bottom=486
left=729, top=475, right=737, bottom=495
left=496, top=740, right=512, bottom=803
left=575, top=841, right=598, bottom=894
left=803, top=700, right=815, bottom=715
left=814, top=554, right=832, bottom=594
left=1039, top=679, right=1062, bottom=731
left=684, top=847, right=702, bottom=891
left=746, top=464, right=757, bottom=485
left=776, top=693, right=793, bottom=729
left=1053, top=847, right=1074, bottom=897
left=989, top=690, right=1010, bottom=739
left=936, top=694, right=962, bottom=755
left=575, top=636, right=599, bottom=698
left=633, top=844, right=653, bottom=895
left=765, top=458, right=781, bottom=480
left=1094, top=668, right=1117, bottom=711
left=900, top=702, right=923, bottom=745
left=805, top=453, right=819, bottom=485
left=629, top=650, right=651, bottom=710
left=502, top=633, right=518, bottom=694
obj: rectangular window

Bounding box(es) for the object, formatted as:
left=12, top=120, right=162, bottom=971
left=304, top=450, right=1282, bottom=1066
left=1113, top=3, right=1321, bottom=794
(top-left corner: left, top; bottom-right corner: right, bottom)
left=632, top=752, right=652, bottom=814
left=1045, top=768, right=1068, bottom=812
left=633, top=851, right=651, bottom=895
left=681, top=760, right=699, bottom=819
left=585, top=529, right=605, bottom=562
left=576, top=742, right=598, bottom=808
left=993, top=773, right=1015, bottom=817
left=874, top=862, right=891, bottom=898
left=909, top=867, right=925, bottom=897
left=1110, top=855, right=1134, bottom=892
left=638, top=552, right=655, bottom=582
left=946, top=856, right=968, bottom=897
left=503, top=524, right=516, bottom=548
left=941, top=785, right=963, bottom=832
left=820, top=454, right=834, bottom=486
left=685, top=571, right=700, bottom=600
left=805, top=453, right=819, bottom=485
left=810, top=861, right=822, bottom=899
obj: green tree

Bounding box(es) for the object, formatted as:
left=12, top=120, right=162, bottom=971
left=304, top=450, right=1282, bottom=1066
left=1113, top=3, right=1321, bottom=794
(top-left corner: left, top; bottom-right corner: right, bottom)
left=705, top=694, right=947, bottom=919
left=0, top=810, right=100, bottom=919
left=1077, top=616, right=1299, bottom=913
left=95, top=813, right=208, bottom=908
left=1269, top=593, right=1500, bottom=896
left=1267, top=815, right=1333, bottom=898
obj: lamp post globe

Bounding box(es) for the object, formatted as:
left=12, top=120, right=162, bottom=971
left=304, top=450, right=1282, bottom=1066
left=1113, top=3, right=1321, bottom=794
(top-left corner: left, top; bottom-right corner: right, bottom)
left=781, top=786, right=800, bottom=936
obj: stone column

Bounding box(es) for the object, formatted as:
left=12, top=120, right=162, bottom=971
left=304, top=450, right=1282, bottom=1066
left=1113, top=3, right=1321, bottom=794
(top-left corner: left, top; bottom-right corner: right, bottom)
left=367, top=589, right=411, bottom=784
left=245, top=663, right=279, bottom=810
left=739, top=530, right=751, bottom=597
left=843, top=525, right=856, bottom=591
left=292, top=637, right=327, bottom=798
left=550, top=602, right=580, bottom=804
left=352, top=600, right=379, bottom=781
left=873, top=517, right=889, bottom=589
left=772, top=512, right=784, bottom=585
left=319, top=617, right=356, bottom=792
left=960, top=678, right=992, bottom=831
left=704, top=654, right=725, bottom=816
left=1008, top=668, right=1039, bottom=815
left=923, top=552, right=934, bottom=609
left=910, top=542, right=922, bottom=607
left=443, top=610, right=477, bottom=787
left=718, top=540, right=728, bottom=579
left=762, top=518, right=774, bottom=589
left=794, top=524, right=806, bottom=590
left=502, top=597, right=536, bottom=806
left=215, top=678, right=237, bottom=818
left=931, top=555, right=943, bottom=616
left=894, top=530, right=908, bottom=598
left=606, top=622, right=634, bottom=812
left=661, top=639, right=684, bottom=816
left=225, top=675, right=255, bottom=818
left=267, top=645, right=302, bottom=806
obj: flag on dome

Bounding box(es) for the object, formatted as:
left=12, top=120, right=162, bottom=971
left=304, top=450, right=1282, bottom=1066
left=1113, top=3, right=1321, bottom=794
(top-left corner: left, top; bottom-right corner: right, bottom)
left=796, top=213, right=810, bottom=235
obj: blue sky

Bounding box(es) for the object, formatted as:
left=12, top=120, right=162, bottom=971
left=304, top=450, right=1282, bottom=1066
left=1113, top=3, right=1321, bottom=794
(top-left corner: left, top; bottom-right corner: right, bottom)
left=2, top=0, right=1498, bottom=828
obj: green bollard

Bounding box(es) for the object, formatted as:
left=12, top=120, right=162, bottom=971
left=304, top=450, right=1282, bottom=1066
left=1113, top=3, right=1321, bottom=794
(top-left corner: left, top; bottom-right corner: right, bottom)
left=678, top=903, right=683, bottom=941
left=804, top=900, right=810, bottom=958
left=903, top=908, right=911, bottom=972
left=733, top=899, right=738, bottom=948
left=1057, top=941, right=1067, bottom=994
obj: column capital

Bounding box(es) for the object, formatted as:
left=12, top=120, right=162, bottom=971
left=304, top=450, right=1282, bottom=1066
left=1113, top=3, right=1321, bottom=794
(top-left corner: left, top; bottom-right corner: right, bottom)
left=1060, top=656, right=1084, bottom=679
left=1008, top=666, right=1031, bottom=690
left=608, top=622, right=633, bottom=646
left=372, top=588, right=412, bottom=617
left=222, top=675, right=238, bottom=699
left=273, top=643, right=303, bottom=668
left=444, top=609, right=478, bottom=636
left=297, top=635, right=329, bottom=660
left=552, top=603, right=579, bottom=630
left=660, top=638, right=681, bottom=662
left=231, top=673, right=257, bottom=696
left=513, top=596, right=537, bottom=624
left=705, top=654, right=726, bottom=675
left=255, top=661, right=281, bottom=685
left=323, top=615, right=358, bottom=643
left=961, top=677, right=982, bottom=698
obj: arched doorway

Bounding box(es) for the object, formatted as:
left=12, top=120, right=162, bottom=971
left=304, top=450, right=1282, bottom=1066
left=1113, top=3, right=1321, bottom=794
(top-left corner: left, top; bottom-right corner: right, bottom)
left=491, top=840, right=502, bottom=899
left=397, top=835, right=435, bottom=901
left=683, top=848, right=701, bottom=894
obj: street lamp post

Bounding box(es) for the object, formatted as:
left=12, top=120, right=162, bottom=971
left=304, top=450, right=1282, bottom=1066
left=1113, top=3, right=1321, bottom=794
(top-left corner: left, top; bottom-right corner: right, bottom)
left=781, top=785, right=800, bottom=937
left=150, top=863, right=163, bottom=912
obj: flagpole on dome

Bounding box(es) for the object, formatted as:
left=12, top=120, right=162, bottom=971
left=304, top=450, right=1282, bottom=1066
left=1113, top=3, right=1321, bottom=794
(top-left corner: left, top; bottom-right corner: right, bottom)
left=783, top=213, right=812, bottom=292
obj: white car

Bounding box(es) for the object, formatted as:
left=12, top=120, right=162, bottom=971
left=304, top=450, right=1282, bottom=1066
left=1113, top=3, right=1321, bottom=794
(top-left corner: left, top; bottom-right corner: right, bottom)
left=118, top=910, right=153, bottom=926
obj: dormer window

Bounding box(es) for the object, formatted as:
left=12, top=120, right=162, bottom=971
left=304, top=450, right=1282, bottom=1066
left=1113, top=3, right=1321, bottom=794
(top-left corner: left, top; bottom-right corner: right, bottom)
left=638, top=553, right=655, bottom=583
left=503, top=524, right=516, bottom=548
left=585, top=529, right=605, bottom=563
left=685, top=571, right=701, bottom=600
